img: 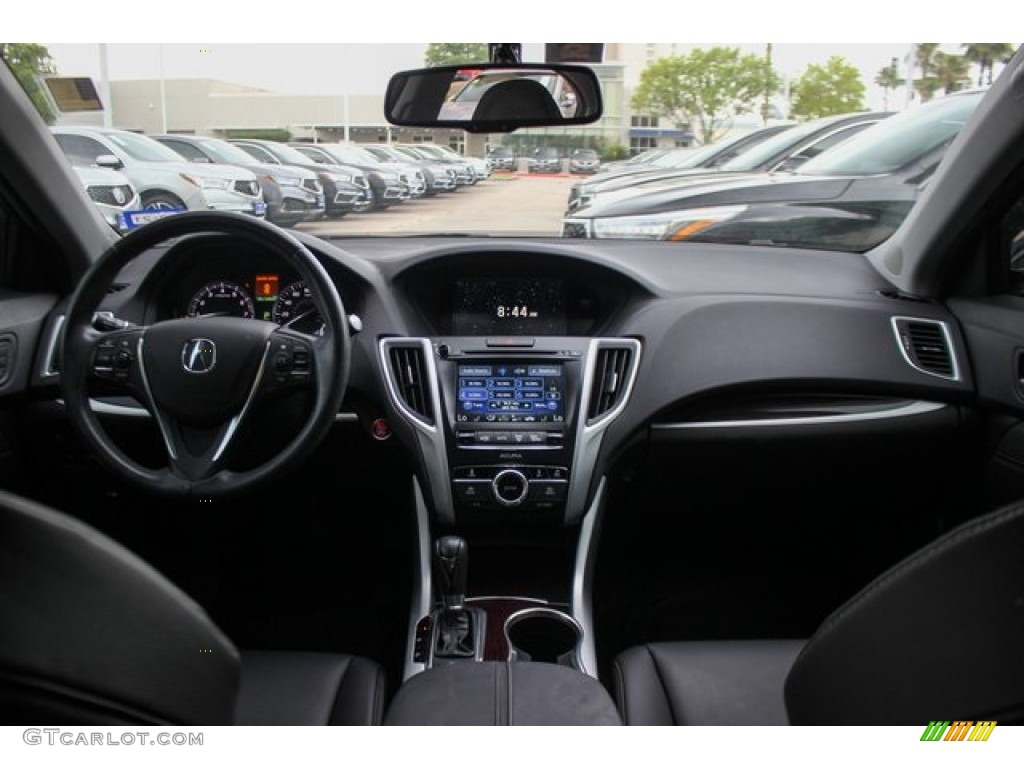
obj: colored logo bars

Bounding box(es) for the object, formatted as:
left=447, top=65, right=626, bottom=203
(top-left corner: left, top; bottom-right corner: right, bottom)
left=920, top=721, right=996, bottom=742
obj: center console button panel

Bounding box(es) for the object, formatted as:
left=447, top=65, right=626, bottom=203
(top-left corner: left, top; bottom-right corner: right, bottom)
left=452, top=465, right=569, bottom=511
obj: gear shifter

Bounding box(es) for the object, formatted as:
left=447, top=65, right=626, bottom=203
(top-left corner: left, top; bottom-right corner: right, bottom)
left=435, top=535, right=468, bottom=612
left=432, top=535, right=477, bottom=659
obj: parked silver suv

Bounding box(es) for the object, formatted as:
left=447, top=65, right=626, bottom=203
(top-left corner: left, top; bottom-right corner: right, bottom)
left=51, top=126, right=266, bottom=218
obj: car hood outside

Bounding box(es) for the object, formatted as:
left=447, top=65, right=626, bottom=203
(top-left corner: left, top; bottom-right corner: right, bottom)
left=570, top=171, right=852, bottom=218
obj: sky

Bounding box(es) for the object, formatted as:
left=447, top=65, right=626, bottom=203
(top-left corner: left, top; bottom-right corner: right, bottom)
left=38, top=42, right=996, bottom=114
left=9, top=5, right=1018, bottom=115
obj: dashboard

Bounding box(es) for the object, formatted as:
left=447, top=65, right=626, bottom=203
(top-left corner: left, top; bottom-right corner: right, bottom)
left=77, top=232, right=975, bottom=531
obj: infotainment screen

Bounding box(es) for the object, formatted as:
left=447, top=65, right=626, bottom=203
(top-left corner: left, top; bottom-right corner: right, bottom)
left=456, top=363, right=564, bottom=423
left=453, top=277, right=566, bottom=335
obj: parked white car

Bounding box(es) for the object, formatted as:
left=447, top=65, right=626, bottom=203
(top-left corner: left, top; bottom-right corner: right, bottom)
left=51, top=126, right=266, bottom=218
left=71, top=164, right=139, bottom=231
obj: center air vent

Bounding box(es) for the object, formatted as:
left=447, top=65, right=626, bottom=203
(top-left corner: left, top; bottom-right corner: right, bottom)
left=892, top=317, right=958, bottom=381
left=587, top=345, right=635, bottom=422
left=387, top=343, right=434, bottom=424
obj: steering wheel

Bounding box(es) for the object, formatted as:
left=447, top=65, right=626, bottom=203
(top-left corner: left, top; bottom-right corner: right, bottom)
left=60, top=212, right=350, bottom=498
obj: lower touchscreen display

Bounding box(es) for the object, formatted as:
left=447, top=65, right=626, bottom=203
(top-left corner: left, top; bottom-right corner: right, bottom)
left=456, top=363, right=564, bottom=423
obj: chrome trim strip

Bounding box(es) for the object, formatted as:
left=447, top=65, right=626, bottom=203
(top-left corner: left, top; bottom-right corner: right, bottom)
left=379, top=338, right=453, bottom=526
left=566, top=338, right=642, bottom=526
left=572, top=477, right=605, bottom=679
left=70, top=397, right=359, bottom=424
left=457, top=443, right=558, bottom=451
left=466, top=595, right=551, bottom=606
left=891, top=316, right=962, bottom=382
left=135, top=336, right=178, bottom=462
left=403, top=478, right=433, bottom=681
left=42, top=315, right=66, bottom=377
left=86, top=398, right=148, bottom=417
left=210, top=341, right=270, bottom=462
left=652, top=400, right=948, bottom=431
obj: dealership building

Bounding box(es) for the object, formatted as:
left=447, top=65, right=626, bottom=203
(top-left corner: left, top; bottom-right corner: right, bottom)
left=56, top=60, right=628, bottom=156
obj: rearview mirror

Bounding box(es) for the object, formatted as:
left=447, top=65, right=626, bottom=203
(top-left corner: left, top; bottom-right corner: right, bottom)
left=384, top=63, right=603, bottom=133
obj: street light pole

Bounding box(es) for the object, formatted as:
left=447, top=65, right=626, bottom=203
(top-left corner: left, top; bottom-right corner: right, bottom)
left=158, top=44, right=168, bottom=134
left=99, top=44, right=112, bottom=128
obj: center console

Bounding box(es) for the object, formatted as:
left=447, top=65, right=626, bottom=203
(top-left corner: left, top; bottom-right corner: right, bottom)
left=374, top=259, right=643, bottom=723
left=387, top=533, right=622, bottom=726
left=380, top=332, right=640, bottom=688
left=381, top=335, right=640, bottom=529
left=440, top=339, right=581, bottom=521
left=377, top=279, right=641, bottom=722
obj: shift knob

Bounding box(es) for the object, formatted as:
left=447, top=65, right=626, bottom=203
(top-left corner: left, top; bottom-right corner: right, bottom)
left=435, top=535, right=468, bottom=611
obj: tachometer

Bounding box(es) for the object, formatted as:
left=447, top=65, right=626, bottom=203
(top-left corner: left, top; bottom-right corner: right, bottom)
left=187, top=281, right=254, bottom=318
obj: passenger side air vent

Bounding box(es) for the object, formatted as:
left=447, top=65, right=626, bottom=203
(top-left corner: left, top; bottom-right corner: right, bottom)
left=388, top=343, right=434, bottom=424
left=892, top=317, right=958, bottom=380
left=587, top=345, right=635, bottom=422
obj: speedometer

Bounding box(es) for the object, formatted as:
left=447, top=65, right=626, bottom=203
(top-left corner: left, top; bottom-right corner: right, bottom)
left=273, top=280, right=325, bottom=335
left=187, top=281, right=254, bottom=318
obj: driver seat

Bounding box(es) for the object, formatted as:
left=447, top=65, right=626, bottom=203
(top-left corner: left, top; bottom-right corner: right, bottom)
left=0, top=489, right=385, bottom=725
left=474, top=79, right=563, bottom=122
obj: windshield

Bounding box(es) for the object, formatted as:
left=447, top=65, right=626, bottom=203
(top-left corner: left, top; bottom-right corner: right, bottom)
left=264, top=143, right=320, bottom=166
left=316, top=145, right=380, bottom=165
left=106, top=131, right=188, bottom=162
left=797, top=92, right=982, bottom=176
left=719, top=118, right=838, bottom=171
left=197, top=138, right=265, bottom=165
left=7, top=43, right=1001, bottom=249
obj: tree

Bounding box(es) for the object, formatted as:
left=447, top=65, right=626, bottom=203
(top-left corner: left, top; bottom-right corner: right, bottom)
left=424, top=44, right=488, bottom=68
left=789, top=57, right=865, bottom=120
left=630, top=47, right=779, bottom=145
left=913, top=43, right=941, bottom=102
left=932, top=51, right=971, bottom=95
left=874, top=61, right=904, bottom=111
left=2, top=43, right=57, bottom=124
left=962, top=43, right=1015, bottom=86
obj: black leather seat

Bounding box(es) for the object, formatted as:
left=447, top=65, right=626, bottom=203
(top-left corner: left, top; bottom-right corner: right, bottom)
left=613, top=500, right=1024, bottom=725
left=0, top=489, right=385, bottom=725
left=475, top=79, right=563, bottom=122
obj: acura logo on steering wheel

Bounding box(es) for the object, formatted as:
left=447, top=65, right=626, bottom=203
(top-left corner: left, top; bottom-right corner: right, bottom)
left=182, top=338, right=217, bottom=374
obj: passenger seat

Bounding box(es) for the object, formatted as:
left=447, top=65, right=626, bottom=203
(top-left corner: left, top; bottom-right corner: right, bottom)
left=612, top=500, right=1024, bottom=725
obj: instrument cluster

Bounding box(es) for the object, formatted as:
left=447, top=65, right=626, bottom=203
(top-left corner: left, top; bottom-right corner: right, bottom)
left=185, top=274, right=317, bottom=326
left=163, top=269, right=327, bottom=336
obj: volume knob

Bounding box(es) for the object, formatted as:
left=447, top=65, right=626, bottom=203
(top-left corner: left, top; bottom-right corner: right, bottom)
left=492, top=469, right=529, bottom=506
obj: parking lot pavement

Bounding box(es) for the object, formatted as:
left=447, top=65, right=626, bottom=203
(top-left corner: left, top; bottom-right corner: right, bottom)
left=297, top=174, right=577, bottom=237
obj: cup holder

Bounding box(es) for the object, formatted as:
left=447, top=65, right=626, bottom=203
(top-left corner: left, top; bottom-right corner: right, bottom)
left=504, top=607, right=583, bottom=670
